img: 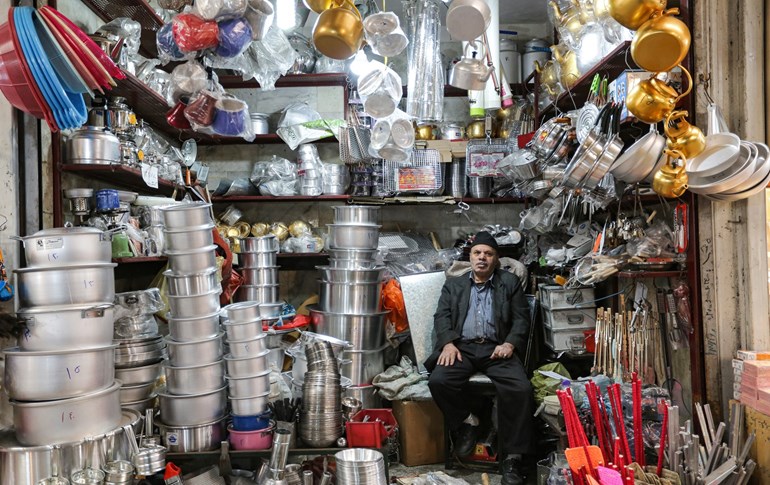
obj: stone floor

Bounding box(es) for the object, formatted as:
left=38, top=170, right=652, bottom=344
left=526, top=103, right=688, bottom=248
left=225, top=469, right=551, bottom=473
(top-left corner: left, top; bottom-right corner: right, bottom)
left=388, top=461, right=539, bottom=485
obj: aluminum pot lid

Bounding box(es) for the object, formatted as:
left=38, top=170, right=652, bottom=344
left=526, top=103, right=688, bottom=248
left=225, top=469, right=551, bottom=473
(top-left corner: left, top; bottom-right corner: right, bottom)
left=25, top=226, right=105, bottom=239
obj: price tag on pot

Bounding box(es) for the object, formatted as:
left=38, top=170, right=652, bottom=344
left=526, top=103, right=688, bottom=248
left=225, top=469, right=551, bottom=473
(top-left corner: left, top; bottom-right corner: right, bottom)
left=141, top=163, right=159, bottom=189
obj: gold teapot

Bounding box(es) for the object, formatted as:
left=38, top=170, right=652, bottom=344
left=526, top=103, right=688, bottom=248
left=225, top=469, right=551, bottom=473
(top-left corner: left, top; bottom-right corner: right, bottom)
left=551, top=43, right=581, bottom=90
left=631, top=8, right=691, bottom=73
left=414, top=123, right=437, bottom=141
left=467, top=118, right=487, bottom=139
left=592, top=0, right=611, bottom=20
left=534, top=60, right=563, bottom=96
left=653, top=149, right=689, bottom=198
left=665, top=110, right=705, bottom=159
left=608, top=0, right=666, bottom=30
left=550, top=1, right=584, bottom=42
left=626, top=65, right=691, bottom=124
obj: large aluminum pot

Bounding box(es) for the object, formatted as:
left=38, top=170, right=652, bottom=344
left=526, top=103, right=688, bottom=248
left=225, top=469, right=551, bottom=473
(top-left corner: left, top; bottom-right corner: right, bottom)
left=15, top=263, right=117, bottom=307
left=11, top=381, right=122, bottom=446
left=223, top=319, right=262, bottom=341
left=164, top=360, right=226, bottom=395
left=158, top=384, right=228, bottom=426
left=119, top=381, right=156, bottom=402
left=14, top=227, right=112, bottom=266
left=164, top=269, right=220, bottom=297
left=326, top=248, right=379, bottom=268
left=238, top=235, right=279, bottom=253
left=239, top=252, right=277, bottom=268
left=66, top=126, right=121, bottom=165
left=315, top=266, right=386, bottom=284
left=318, top=280, right=382, bottom=313
left=165, top=246, right=218, bottom=275
left=16, top=303, right=114, bottom=351
left=159, top=202, right=213, bottom=229
left=4, top=345, right=117, bottom=401
left=240, top=267, right=279, bottom=285
left=166, top=289, right=221, bottom=319
left=163, top=224, right=215, bottom=252
left=165, top=333, right=224, bottom=367
left=228, top=334, right=267, bottom=358
left=326, top=224, right=380, bottom=250
left=308, top=307, right=387, bottom=350
left=229, top=391, right=269, bottom=416
left=331, top=205, right=381, bottom=225
left=344, top=384, right=382, bottom=409
left=340, top=345, right=387, bottom=385
left=235, top=284, right=279, bottom=304
left=156, top=417, right=227, bottom=452
left=114, top=361, right=162, bottom=386
left=224, top=350, right=270, bottom=376
left=167, top=312, right=221, bottom=342
left=226, top=369, right=271, bottom=398
left=222, top=301, right=260, bottom=323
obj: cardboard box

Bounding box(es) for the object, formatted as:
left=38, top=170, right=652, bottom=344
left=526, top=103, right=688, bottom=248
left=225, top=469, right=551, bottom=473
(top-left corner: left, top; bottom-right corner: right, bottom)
left=734, top=359, right=745, bottom=371
left=737, top=350, right=770, bottom=361
left=743, top=361, right=770, bottom=376
left=392, top=399, right=446, bottom=466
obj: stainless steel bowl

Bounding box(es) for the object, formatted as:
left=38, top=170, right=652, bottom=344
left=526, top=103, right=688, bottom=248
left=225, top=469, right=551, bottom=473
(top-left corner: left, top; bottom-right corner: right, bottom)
left=165, top=246, right=218, bottom=275
left=239, top=252, right=277, bottom=268
left=15, top=263, right=116, bottom=308
left=163, top=224, right=215, bottom=252
left=158, top=385, right=228, bottom=426
left=344, top=384, right=382, bottom=409
left=326, top=224, right=381, bottom=250
left=240, top=266, right=279, bottom=285
left=222, top=301, right=260, bottom=323
left=341, top=346, right=387, bottom=385
left=315, top=266, right=386, bottom=284
left=119, top=381, right=156, bottom=402
left=163, top=269, right=219, bottom=296
left=16, top=303, right=114, bottom=351
left=163, top=360, right=226, bottom=395
left=226, top=370, right=271, bottom=397
left=4, top=345, right=117, bottom=401
left=165, top=333, right=224, bottom=367
left=224, top=349, right=271, bottom=376
left=318, top=280, right=382, bottom=313
left=156, top=417, right=227, bottom=452
left=308, top=307, right=387, bottom=350
left=15, top=227, right=112, bottom=266
left=160, top=202, right=213, bottom=230
left=238, top=236, right=279, bottom=253
left=11, top=381, right=122, bottom=446
left=229, top=391, right=270, bottom=416
left=228, top=334, right=267, bottom=358
left=331, top=206, right=381, bottom=225
left=166, top=289, right=221, bottom=319
left=114, top=362, right=162, bottom=386
left=167, top=312, right=221, bottom=342
left=235, top=284, right=279, bottom=304
left=223, top=319, right=263, bottom=341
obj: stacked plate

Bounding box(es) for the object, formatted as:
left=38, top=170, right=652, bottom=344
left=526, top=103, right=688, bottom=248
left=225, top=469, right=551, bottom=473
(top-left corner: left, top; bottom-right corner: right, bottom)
left=299, top=341, right=344, bottom=448
left=235, top=235, right=280, bottom=305
left=335, top=448, right=388, bottom=485
left=158, top=202, right=227, bottom=440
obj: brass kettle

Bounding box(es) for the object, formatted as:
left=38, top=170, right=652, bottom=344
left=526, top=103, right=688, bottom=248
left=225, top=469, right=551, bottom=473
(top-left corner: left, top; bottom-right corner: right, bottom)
left=550, top=1, right=584, bottom=42
left=665, top=110, right=706, bottom=159
left=631, top=8, right=691, bottom=73
left=551, top=43, right=581, bottom=90
left=653, top=149, right=689, bottom=198
left=608, top=0, right=666, bottom=30
left=626, top=65, right=691, bottom=124
left=534, top=60, right=562, bottom=96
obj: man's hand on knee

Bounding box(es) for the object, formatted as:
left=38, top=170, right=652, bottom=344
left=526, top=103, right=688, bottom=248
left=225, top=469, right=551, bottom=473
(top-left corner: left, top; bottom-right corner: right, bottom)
left=491, top=342, right=514, bottom=359
left=438, top=342, right=462, bottom=366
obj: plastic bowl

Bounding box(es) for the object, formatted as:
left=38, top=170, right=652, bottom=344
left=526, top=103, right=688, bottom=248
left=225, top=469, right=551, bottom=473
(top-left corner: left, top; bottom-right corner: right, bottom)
left=230, top=411, right=272, bottom=431
left=228, top=421, right=274, bottom=450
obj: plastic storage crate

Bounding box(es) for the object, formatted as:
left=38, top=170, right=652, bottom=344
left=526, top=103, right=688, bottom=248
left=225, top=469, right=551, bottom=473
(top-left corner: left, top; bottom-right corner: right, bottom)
left=345, top=409, right=397, bottom=448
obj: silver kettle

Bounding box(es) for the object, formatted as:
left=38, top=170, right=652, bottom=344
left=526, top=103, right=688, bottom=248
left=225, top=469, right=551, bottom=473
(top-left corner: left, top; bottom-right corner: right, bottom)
left=448, top=41, right=495, bottom=91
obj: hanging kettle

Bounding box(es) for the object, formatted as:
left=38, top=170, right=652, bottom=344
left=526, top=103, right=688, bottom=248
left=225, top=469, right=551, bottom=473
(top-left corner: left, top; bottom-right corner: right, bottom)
left=631, top=8, right=691, bottom=72
left=664, top=110, right=706, bottom=159
left=608, top=0, right=666, bottom=30
left=626, top=65, right=691, bottom=124
left=448, top=41, right=495, bottom=91
left=653, top=149, right=689, bottom=198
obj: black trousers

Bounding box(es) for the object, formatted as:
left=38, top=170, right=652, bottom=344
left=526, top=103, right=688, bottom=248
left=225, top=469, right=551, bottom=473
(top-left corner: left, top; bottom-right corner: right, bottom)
left=428, top=341, right=534, bottom=455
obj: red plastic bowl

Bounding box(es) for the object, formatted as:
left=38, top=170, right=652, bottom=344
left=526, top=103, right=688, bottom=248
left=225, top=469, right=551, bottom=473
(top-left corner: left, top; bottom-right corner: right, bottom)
left=0, top=8, right=57, bottom=130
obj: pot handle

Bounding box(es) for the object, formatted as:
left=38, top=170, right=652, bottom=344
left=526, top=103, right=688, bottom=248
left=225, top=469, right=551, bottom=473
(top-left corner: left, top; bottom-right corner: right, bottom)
left=664, top=110, right=689, bottom=137
left=673, top=64, right=693, bottom=102
left=337, top=0, right=362, bottom=20
left=664, top=148, right=687, bottom=167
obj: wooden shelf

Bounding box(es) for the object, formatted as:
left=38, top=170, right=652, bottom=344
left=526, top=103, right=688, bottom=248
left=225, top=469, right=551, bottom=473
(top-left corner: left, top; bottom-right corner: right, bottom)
left=78, top=0, right=162, bottom=59
left=60, top=164, right=179, bottom=196
left=401, top=83, right=529, bottom=98
left=212, top=195, right=351, bottom=202
left=616, top=270, right=684, bottom=279
left=204, top=133, right=339, bottom=146
left=219, top=73, right=349, bottom=90
left=113, top=256, right=167, bottom=264
left=213, top=195, right=528, bottom=204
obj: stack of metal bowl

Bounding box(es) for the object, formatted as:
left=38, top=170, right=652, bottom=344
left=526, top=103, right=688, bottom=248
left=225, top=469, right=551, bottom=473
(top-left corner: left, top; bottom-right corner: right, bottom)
left=234, top=235, right=281, bottom=305
left=299, top=341, right=343, bottom=447
left=157, top=202, right=227, bottom=450
left=7, top=227, right=122, bottom=447
left=334, top=448, right=388, bottom=485
left=221, top=302, right=272, bottom=421
left=316, top=206, right=386, bottom=408
left=113, top=288, right=165, bottom=413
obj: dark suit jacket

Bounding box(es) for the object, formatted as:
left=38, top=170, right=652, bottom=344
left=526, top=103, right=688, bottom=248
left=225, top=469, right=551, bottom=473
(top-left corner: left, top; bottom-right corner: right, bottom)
left=424, top=268, right=529, bottom=371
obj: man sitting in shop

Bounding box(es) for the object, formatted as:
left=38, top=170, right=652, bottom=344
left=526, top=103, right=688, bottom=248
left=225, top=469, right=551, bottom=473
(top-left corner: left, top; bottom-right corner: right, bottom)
left=425, top=231, right=534, bottom=485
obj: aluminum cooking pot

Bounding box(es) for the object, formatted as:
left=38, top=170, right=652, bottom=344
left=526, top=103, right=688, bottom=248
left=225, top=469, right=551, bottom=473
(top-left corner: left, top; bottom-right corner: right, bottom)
left=66, top=127, right=121, bottom=165
left=15, top=263, right=116, bottom=308
left=156, top=417, right=227, bottom=452
left=15, top=227, right=112, bottom=267
left=312, top=0, right=364, bottom=60
left=17, top=303, right=114, bottom=351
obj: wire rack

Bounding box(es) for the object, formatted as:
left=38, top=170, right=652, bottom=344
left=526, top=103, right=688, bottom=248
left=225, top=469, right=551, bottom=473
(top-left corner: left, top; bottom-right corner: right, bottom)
left=466, top=138, right=513, bottom=177
left=383, top=149, right=443, bottom=193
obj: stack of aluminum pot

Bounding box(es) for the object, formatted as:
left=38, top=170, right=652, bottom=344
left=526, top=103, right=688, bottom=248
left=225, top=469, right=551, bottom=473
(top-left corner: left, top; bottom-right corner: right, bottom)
left=299, top=340, right=343, bottom=447
left=113, top=288, right=165, bottom=414
left=156, top=202, right=227, bottom=452
left=221, top=302, right=271, bottom=421
left=313, top=206, right=387, bottom=409
left=234, top=234, right=280, bottom=304
left=8, top=227, right=122, bottom=448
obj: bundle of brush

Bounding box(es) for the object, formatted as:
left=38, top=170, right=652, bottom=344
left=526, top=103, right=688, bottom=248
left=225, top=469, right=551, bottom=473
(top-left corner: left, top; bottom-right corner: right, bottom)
left=0, top=311, right=27, bottom=340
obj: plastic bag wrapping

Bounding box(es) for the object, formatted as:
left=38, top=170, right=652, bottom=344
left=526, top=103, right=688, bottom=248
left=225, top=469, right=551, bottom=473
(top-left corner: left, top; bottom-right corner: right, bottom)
left=673, top=279, right=693, bottom=335
left=382, top=279, right=408, bottom=333
left=531, top=362, right=572, bottom=405
left=625, top=221, right=675, bottom=259
left=321, top=162, right=350, bottom=194
left=169, top=60, right=209, bottom=103
left=281, top=234, right=323, bottom=253
left=372, top=357, right=431, bottom=401
left=251, top=155, right=298, bottom=196
left=96, top=18, right=143, bottom=73
left=357, top=61, right=402, bottom=119
left=215, top=17, right=252, bottom=57
left=247, top=27, right=298, bottom=89
left=193, top=0, right=247, bottom=21
left=276, top=103, right=343, bottom=150
left=114, top=288, right=164, bottom=319
left=157, top=22, right=194, bottom=63
left=172, top=13, right=219, bottom=53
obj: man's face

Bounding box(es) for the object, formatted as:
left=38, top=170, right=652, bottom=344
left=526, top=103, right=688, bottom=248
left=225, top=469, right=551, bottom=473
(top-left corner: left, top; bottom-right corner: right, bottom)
left=470, top=244, right=498, bottom=282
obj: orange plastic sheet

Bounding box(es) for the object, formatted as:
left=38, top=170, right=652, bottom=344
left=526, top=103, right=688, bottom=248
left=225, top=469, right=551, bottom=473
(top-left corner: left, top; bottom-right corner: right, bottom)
left=382, top=279, right=409, bottom=333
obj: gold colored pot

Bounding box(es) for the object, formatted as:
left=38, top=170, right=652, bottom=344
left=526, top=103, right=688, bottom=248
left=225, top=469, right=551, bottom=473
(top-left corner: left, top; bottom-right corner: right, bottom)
left=312, top=0, right=364, bottom=60
left=551, top=44, right=580, bottom=90
left=608, top=0, right=666, bottom=30
left=251, top=222, right=269, bottom=237
left=653, top=149, right=688, bottom=198
left=414, top=123, right=437, bottom=141
left=665, top=110, right=705, bottom=159
left=550, top=1, right=584, bottom=40
left=626, top=65, right=691, bottom=124
left=304, top=0, right=339, bottom=14
left=631, top=8, right=691, bottom=73
left=592, top=0, right=611, bottom=20
left=467, top=119, right=486, bottom=139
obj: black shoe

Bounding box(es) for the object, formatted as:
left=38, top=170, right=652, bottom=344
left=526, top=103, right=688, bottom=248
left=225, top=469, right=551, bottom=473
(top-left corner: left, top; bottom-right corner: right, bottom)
left=451, top=423, right=479, bottom=457
left=501, top=454, right=526, bottom=485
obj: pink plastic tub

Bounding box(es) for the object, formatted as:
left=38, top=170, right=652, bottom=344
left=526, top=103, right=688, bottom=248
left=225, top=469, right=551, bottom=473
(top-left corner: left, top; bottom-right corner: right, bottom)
left=228, top=420, right=274, bottom=450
